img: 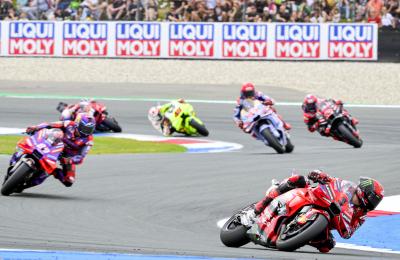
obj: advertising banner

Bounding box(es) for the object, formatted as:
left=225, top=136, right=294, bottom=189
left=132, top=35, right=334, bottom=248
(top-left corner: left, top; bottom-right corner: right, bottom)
left=8, top=22, right=55, bottom=55
left=168, top=23, right=214, bottom=57
left=328, top=24, right=375, bottom=59
left=63, top=22, right=108, bottom=56
left=0, top=21, right=378, bottom=60
left=222, top=24, right=268, bottom=58
left=115, top=23, right=161, bottom=57
left=275, top=24, right=320, bottom=58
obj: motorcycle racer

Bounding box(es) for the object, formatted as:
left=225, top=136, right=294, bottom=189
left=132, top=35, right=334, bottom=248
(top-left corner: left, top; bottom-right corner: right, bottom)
left=148, top=98, right=186, bottom=136
left=240, top=170, right=384, bottom=253
left=302, top=94, right=359, bottom=137
left=234, top=83, right=291, bottom=131
left=24, top=113, right=95, bottom=187
left=60, top=99, right=94, bottom=121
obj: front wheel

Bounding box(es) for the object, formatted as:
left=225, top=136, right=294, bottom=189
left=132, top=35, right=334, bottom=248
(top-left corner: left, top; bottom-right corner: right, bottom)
left=337, top=124, right=362, bottom=148
left=189, top=119, right=209, bottom=137
left=1, top=161, right=33, bottom=196
left=285, top=137, right=294, bottom=153
left=261, top=128, right=285, bottom=154
left=220, top=215, right=250, bottom=248
left=102, top=117, right=122, bottom=133
left=276, top=214, right=328, bottom=252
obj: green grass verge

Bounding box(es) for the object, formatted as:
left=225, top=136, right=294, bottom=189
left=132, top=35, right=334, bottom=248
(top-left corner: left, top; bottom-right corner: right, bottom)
left=0, top=136, right=186, bottom=155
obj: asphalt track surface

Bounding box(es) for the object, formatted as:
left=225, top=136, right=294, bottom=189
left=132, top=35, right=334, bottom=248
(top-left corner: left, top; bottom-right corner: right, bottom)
left=0, top=82, right=399, bottom=260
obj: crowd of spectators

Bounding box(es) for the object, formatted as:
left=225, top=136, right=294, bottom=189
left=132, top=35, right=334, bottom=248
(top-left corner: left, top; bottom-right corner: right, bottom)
left=0, top=0, right=399, bottom=29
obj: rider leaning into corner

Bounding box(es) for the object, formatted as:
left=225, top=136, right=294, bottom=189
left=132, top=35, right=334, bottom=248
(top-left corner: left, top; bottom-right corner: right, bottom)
left=23, top=113, right=96, bottom=188
left=240, top=170, right=384, bottom=253
left=61, top=99, right=94, bottom=121
left=233, top=82, right=291, bottom=131
left=148, top=98, right=186, bottom=136
left=302, top=94, right=359, bottom=138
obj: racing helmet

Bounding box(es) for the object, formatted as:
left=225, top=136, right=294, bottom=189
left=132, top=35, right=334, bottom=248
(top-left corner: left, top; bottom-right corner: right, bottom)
left=75, top=113, right=96, bottom=137
left=302, top=94, right=318, bottom=113
left=148, top=106, right=162, bottom=121
left=241, top=82, right=256, bottom=98
left=356, top=177, right=384, bottom=211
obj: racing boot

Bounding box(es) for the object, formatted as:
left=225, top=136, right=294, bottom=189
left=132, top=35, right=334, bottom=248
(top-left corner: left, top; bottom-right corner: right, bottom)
left=254, top=179, right=280, bottom=214
left=277, top=114, right=292, bottom=130
left=309, top=230, right=336, bottom=253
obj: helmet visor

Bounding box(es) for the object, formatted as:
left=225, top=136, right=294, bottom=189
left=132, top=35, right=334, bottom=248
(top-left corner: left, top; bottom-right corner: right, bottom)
left=305, top=103, right=316, bottom=113
left=79, top=122, right=95, bottom=136
left=366, top=192, right=382, bottom=211
left=243, top=89, right=255, bottom=98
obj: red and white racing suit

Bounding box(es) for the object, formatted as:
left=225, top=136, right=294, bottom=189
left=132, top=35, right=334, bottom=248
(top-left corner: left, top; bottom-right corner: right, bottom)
left=254, top=172, right=366, bottom=253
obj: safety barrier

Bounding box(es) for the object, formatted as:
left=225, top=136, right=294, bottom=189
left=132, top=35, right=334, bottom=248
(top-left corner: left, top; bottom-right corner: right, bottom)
left=0, top=21, right=378, bottom=60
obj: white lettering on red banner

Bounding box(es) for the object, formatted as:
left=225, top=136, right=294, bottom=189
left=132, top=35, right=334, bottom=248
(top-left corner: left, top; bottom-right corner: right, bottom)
left=8, top=22, right=54, bottom=55
left=63, top=23, right=107, bottom=56
left=115, top=23, right=160, bottom=57
left=328, top=25, right=373, bottom=59
left=169, top=24, right=214, bottom=57
left=222, top=24, right=267, bottom=58
left=275, top=24, right=320, bottom=58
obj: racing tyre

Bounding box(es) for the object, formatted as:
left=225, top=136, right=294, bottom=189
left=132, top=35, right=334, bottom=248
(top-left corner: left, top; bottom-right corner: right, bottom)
left=285, top=137, right=294, bottom=153
left=261, top=128, right=285, bottom=154
left=189, top=119, right=209, bottom=137
left=220, top=215, right=250, bottom=247
left=1, top=161, right=32, bottom=196
left=337, top=124, right=362, bottom=148
left=276, top=214, right=328, bottom=252
left=102, top=117, right=122, bottom=133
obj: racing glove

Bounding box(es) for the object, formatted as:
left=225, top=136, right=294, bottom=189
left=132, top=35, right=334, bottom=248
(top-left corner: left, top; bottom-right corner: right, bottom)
left=308, top=170, right=330, bottom=184
left=25, top=126, right=38, bottom=135
left=236, top=120, right=244, bottom=129
left=263, top=100, right=274, bottom=106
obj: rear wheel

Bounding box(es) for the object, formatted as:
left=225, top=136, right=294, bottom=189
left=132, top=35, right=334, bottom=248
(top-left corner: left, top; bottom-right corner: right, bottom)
left=102, top=117, right=122, bottom=133
left=276, top=214, right=328, bottom=251
left=337, top=124, right=362, bottom=148
left=1, top=161, right=32, bottom=196
left=189, top=119, right=209, bottom=137
left=261, top=128, right=285, bottom=154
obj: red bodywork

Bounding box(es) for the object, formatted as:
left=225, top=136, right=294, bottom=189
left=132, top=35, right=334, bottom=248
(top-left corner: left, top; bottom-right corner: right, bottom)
left=65, top=101, right=107, bottom=124
left=89, top=101, right=107, bottom=124
left=257, top=182, right=340, bottom=247
left=16, top=130, right=64, bottom=174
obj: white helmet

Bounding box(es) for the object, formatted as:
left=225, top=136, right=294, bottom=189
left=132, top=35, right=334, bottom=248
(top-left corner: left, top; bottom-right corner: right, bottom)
left=148, top=106, right=161, bottom=121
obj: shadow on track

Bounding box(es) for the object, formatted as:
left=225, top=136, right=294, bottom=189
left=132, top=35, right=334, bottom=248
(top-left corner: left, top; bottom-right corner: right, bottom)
left=8, top=192, right=87, bottom=201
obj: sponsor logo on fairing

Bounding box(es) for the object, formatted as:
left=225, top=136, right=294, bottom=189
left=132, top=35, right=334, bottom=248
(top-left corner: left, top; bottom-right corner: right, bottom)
left=169, top=24, right=214, bottom=57
left=115, top=23, right=160, bottom=57
left=275, top=24, right=320, bottom=58
left=222, top=24, right=268, bottom=58
left=328, top=25, right=374, bottom=59
left=8, top=22, right=54, bottom=55
left=63, top=23, right=107, bottom=56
